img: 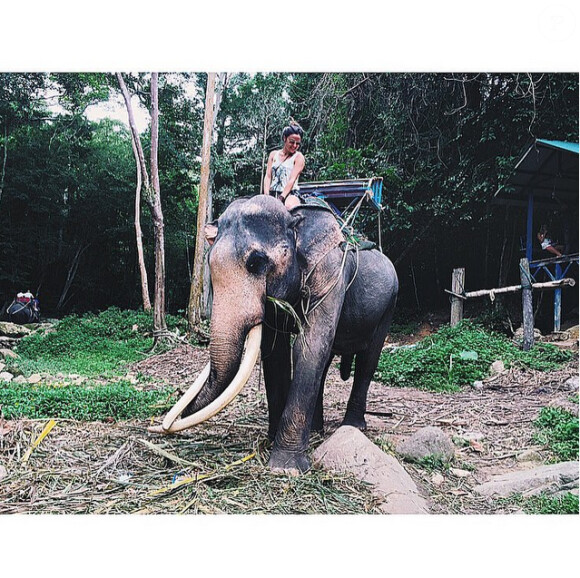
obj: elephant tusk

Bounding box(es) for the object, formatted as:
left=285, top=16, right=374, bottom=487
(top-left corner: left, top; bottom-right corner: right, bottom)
left=160, top=361, right=211, bottom=431
left=148, top=325, right=262, bottom=434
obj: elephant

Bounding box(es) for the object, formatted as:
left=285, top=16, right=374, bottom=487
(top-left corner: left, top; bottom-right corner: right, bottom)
left=151, top=194, right=398, bottom=474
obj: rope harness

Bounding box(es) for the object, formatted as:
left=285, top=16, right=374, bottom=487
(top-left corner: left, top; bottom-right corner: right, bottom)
left=298, top=196, right=369, bottom=321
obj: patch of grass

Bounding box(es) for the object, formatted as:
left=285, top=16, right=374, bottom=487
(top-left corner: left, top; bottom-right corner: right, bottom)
left=389, top=320, right=420, bottom=337
left=13, top=307, right=187, bottom=377
left=0, top=380, right=173, bottom=421
left=416, top=455, right=452, bottom=471
left=533, top=407, right=579, bottom=462
left=376, top=320, right=573, bottom=392
left=498, top=492, right=579, bottom=515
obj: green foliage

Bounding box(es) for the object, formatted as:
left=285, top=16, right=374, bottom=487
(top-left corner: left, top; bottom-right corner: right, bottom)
left=389, top=320, right=421, bottom=336
left=416, top=455, right=452, bottom=471
left=1, top=72, right=578, bottom=315
left=13, top=308, right=187, bottom=377
left=0, top=380, right=172, bottom=421
left=533, top=407, right=579, bottom=462
left=523, top=493, right=579, bottom=514
left=375, top=321, right=573, bottom=392
left=498, top=492, right=579, bottom=515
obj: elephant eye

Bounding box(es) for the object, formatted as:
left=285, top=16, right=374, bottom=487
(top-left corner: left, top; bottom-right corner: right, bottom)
left=246, top=250, right=270, bottom=276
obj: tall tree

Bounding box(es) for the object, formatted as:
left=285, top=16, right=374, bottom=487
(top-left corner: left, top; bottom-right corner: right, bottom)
left=117, top=73, right=169, bottom=338
left=149, top=73, right=168, bottom=338
left=117, top=73, right=152, bottom=312
left=188, top=72, right=216, bottom=336
left=203, top=72, right=228, bottom=318
left=0, top=73, right=48, bottom=206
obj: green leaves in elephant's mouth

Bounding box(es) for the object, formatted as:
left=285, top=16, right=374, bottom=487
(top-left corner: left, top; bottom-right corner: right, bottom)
left=266, top=296, right=306, bottom=352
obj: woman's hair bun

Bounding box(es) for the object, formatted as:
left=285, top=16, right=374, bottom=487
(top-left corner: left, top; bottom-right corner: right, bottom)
left=282, top=119, right=304, bottom=139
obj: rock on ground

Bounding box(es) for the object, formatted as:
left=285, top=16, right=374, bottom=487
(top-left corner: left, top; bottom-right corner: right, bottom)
left=0, top=348, right=18, bottom=360
left=0, top=322, right=31, bottom=338
left=473, top=461, right=579, bottom=498
left=312, top=425, right=429, bottom=514
left=563, top=375, right=579, bottom=391
left=395, top=426, right=455, bottom=463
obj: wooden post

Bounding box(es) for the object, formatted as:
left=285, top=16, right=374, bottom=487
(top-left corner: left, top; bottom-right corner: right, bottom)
left=553, top=262, right=562, bottom=332
left=450, top=268, right=465, bottom=327
left=519, top=258, right=534, bottom=351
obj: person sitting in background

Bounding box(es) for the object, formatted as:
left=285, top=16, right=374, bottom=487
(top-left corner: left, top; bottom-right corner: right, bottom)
left=537, top=225, right=564, bottom=257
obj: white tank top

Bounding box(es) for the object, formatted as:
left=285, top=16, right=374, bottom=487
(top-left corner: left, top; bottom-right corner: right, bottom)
left=270, top=151, right=299, bottom=193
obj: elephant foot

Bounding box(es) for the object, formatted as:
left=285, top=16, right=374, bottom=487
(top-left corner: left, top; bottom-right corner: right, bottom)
left=341, top=413, right=367, bottom=431
left=268, top=449, right=310, bottom=475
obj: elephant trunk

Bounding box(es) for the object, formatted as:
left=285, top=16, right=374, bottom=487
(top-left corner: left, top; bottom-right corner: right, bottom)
left=149, top=275, right=264, bottom=434
left=149, top=325, right=262, bottom=434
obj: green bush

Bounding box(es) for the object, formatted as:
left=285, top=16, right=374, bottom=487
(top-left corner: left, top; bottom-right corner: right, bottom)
left=13, top=307, right=187, bottom=377
left=376, top=321, right=573, bottom=392
left=534, top=407, right=579, bottom=462
left=0, top=381, right=173, bottom=421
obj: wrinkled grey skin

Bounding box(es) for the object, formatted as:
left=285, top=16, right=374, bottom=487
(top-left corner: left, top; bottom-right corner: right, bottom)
left=183, top=194, right=398, bottom=473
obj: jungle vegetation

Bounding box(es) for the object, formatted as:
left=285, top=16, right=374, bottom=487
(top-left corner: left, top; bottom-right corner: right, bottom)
left=1, top=73, right=578, bottom=328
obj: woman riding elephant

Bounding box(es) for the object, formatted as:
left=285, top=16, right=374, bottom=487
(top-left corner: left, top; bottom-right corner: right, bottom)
left=151, top=194, right=398, bottom=474
left=263, top=120, right=306, bottom=210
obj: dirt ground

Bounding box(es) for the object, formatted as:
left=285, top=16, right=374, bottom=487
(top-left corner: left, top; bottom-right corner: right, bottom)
left=132, top=335, right=579, bottom=514
left=1, top=333, right=577, bottom=514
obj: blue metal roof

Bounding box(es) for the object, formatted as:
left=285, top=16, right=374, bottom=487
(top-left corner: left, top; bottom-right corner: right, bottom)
left=494, top=138, right=579, bottom=207
left=536, top=139, right=579, bottom=155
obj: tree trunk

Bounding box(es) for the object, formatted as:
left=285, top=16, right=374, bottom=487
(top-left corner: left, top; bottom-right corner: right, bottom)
left=189, top=72, right=216, bottom=336
left=149, top=73, right=168, bottom=337
left=260, top=113, right=270, bottom=190
left=0, top=124, right=7, bottom=206
left=117, top=73, right=152, bottom=313
left=57, top=244, right=88, bottom=311
left=202, top=73, right=227, bottom=320
left=118, top=72, right=167, bottom=339
left=130, top=135, right=151, bottom=312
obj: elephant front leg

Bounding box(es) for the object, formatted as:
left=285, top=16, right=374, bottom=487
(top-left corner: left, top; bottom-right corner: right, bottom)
left=261, top=323, right=292, bottom=442
left=312, top=355, right=332, bottom=435
left=268, top=305, right=341, bottom=474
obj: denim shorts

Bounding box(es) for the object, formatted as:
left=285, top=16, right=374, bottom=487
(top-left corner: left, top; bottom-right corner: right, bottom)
left=269, top=190, right=309, bottom=203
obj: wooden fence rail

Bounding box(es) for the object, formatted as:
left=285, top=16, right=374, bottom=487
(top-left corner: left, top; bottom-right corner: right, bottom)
left=447, top=259, right=576, bottom=350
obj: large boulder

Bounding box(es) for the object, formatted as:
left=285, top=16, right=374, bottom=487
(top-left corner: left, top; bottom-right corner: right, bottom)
left=312, top=426, right=429, bottom=514
left=396, top=426, right=455, bottom=464
left=473, top=461, right=579, bottom=498
left=0, top=321, right=31, bottom=338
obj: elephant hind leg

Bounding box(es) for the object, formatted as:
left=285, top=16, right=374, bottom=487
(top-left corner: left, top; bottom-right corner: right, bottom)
left=342, top=308, right=395, bottom=430
left=342, top=351, right=373, bottom=430
left=339, top=353, right=354, bottom=380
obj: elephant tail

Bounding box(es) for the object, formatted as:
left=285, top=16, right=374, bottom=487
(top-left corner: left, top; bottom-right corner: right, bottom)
left=339, top=353, right=354, bottom=381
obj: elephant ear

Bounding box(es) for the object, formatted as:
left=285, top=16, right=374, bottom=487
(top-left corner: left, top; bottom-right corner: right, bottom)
left=204, top=219, right=219, bottom=245
left=292, top=205, right=345, bottom=272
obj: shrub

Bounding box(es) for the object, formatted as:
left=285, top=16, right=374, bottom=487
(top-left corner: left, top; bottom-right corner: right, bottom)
left=13, top=307, right=187, bottom=377
left=376, top=321, right=573, bottom=392
left=0, top=381, right=173, bottom=421
left=534, top=407, right=579, bottom=462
